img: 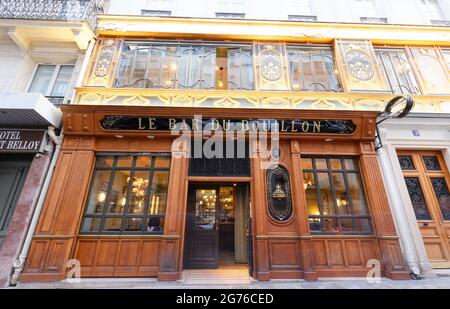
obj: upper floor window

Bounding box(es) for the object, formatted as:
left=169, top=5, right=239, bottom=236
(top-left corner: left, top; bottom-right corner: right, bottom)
left=287, top=0, right=314, bottom=16
left=302, top=156, right=373, bottom=234
left=375, top=49, right=421, bottom=95
left=420, top=0, right=446, bottom=23
left=81, top=153, right=171, bottom=234
left=215, top=12, right=245, bottom=19
left=288, top=15, right=317, bottom=22
left=287, top=46, right=341, bottom=92
left=215, top=0, right=245, bottom=14
left=141, top=9, right=171, bottom=16
left=360, top=17, right=387, bottom=23
left=354, top=0, right=385, bottom=22
left=28, top=64, right=74, bottom=104
left=115, top=42, right=254, bottom=90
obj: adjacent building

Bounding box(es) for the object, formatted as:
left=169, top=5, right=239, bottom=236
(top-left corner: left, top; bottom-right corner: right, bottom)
left=0, top=0, right=449, bottom=285
left=0, top=0, right=104, bottom=287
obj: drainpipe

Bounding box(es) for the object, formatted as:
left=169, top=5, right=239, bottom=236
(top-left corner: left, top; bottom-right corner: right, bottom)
left=10, top=126, right=63, bottom=286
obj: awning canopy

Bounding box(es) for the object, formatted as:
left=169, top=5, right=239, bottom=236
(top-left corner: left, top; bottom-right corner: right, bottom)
left=0, top=92, right=62, bottom=129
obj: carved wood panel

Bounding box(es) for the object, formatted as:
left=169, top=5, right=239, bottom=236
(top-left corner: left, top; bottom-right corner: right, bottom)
left=75, top=238, right=161, bottom=277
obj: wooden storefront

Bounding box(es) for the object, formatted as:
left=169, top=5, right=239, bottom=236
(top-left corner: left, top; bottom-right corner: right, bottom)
left=19, top=104, right=410, bottom=282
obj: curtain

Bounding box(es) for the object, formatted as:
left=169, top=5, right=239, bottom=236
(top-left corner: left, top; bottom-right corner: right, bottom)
left=234, top=185, right=248, bottom=263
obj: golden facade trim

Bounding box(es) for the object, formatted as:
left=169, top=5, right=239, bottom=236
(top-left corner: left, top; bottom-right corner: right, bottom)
left=96, top=15, right=450, bottom=46
left=73, top=87, right=450, bottom=113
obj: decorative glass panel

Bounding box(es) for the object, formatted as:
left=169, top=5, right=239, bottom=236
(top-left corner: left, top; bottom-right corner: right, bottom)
left=302, top=156, right=372, bottom=234
left=430, top=178, right=450, bottom=220
left=398, top=155, right=415, bottom=170
left=81, top=154, right=170, bottom=234
left=288, top=46, right=341, bottom=92
left=422, top=156, right=441, bottom=171
left=375, top=49, right=420, bottom=95
left=410, top=48, right=450, bottom=94
left=404, top=177, right=432, bottom=220
left=115, top=42, right=253, bottom=90
left=195, top=189, right=216, bottom=230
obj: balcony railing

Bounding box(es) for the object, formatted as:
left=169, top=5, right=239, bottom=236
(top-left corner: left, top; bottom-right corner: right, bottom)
left=0, top=0, right=104, bottom=29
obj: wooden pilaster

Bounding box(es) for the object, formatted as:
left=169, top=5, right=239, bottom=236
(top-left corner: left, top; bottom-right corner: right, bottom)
left=359, top=142, right=410, bottom=280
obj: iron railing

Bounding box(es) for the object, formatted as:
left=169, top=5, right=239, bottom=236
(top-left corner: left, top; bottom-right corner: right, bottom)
left=0, top=0, right=104, bottom=29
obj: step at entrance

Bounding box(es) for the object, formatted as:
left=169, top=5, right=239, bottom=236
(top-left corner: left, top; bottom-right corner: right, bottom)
left=182, top=268, right=251, bottom=285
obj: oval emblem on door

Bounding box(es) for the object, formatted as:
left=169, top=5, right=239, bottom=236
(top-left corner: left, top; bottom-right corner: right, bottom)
left=266, top=165, right=293, bottom=222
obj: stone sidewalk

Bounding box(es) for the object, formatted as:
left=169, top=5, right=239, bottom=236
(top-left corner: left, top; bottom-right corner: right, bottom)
left=9, top=272, right=450, bottom=289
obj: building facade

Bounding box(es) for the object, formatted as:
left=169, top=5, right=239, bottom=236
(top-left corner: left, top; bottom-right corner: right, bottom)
left=4, top=0, right=449, bottom=284
left=0, top=0, right=104, bottom=287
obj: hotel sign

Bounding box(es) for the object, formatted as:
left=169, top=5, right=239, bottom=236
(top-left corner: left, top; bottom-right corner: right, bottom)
left=100, top=116, right=356, bottom=134
left=0, top=129, right=47, bottom=153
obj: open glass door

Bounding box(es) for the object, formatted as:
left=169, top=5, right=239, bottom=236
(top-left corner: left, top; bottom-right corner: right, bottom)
left=184, top=185, right=219, bottom=268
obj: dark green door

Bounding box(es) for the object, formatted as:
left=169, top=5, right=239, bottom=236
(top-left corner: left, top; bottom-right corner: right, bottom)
left=0, top=155, right=31, bottom=249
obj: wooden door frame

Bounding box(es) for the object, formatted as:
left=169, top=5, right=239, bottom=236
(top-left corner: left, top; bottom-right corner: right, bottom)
left=182, top=180, right=252, bottom=271
left=397, top=149, right=450, bottom=268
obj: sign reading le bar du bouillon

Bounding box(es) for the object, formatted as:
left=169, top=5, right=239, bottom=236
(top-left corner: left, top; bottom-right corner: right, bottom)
left=0, top=129, right=46, bottom=153
left=101, top=116, right=356, bottom=134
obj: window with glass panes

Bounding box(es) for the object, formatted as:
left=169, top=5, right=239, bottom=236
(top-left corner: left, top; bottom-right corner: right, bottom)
left=302, top=156, right=373, bottom=234
left=28, top=64, right=74, bottom=104
left=375, top=49, right=420, bottom=95
left=287, top=46, right=341, bottom=92
left=81, top=153, right=170, bottom=234
left=114, top=42, right=254, bottom=90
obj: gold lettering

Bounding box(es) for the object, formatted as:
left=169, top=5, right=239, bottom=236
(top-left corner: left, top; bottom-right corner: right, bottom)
left=180, top=119, right=189, bottom=131
left=313, top=121, right=321, bottom=133
left=281, top=121, right=288, bottom=132
left=192, top=118, right=200, bottom=131
left=241, top=120, right=249, bottom=131
left=291, top=121, right=298, bottom=132
left=138, top=118, right=145, bottom=130
left=212, top=119, right=220, bottom=131
left=301, top=121, right=310, bottom=133
left=222, top=120, right=231, bottom=131
left=168, top=118, right=177, bottom=130
left=149, top=118, right=157, bottom=130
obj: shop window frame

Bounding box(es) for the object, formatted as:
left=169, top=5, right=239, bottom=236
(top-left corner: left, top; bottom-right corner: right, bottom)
left=80, top=152, right=171, bottom=235
left=302, top=155, right=374, bottom=235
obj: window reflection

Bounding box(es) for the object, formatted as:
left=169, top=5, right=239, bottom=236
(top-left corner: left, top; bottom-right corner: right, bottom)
left=195, top=189, right=217, bottom=230
left=115, top=42, right=254, bottom=90
left=81, top=154, right=170, bottom=234
left=288, top=46, right=341, bottom=92
left=302, top=157, right=372, bottom=234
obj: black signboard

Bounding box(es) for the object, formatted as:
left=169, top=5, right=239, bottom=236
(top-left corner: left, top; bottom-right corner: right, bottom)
left=0, top=129, right=47, bottom=153
left=100, top=116, right=356, bottom=134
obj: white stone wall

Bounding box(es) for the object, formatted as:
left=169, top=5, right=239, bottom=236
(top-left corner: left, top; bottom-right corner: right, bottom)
left=106, top=0, right=450, bottom=25
left=378, top=116, right=450, bottom=276
left=0, top=41, right=85, bottom=102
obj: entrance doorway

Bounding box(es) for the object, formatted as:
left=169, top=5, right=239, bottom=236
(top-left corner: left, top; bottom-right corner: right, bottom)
left=398, top=150, right=450, bottom=268
left=183, top=183, right=251, bottom=271
left=0, top=154, right=32, bottom=249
